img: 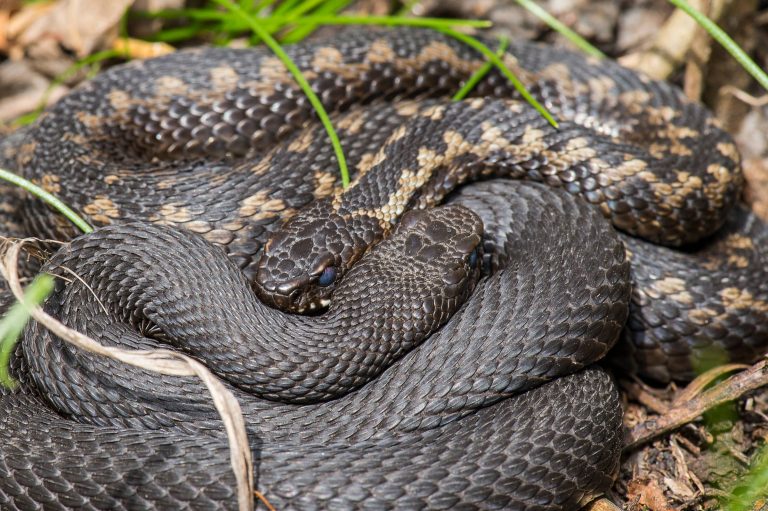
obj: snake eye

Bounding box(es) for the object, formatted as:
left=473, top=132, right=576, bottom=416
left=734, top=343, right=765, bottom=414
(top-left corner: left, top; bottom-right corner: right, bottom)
left=318, top=266, right=337, bottom=287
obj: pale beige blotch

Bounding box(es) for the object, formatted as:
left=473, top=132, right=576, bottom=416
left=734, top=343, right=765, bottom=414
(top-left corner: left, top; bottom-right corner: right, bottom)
left=62, top=133, right=89, bottom=145
left=82, top=196, right=121, bottom=225
left=390, top=40, right=478, bottom=78
left=720, top=287, right=768, bottom=312
left=586, top=75, right=616, bottom=101
left=221, top=220, right=245, bottom=231
left=108, top=89, right=132, bottom=110
left=727, top=255, right=750, bottom=268
left=151, top=203, right=193, bottom=224
left=258, top=57, right=293, bottom=85
left=38, top=174, right=61, bottom=194
left=687, top=307, right=719, bottom=325
left=75, top=111, right=102, bottom=129
left=287, top=132, right=314, bottom=153
left=648, top=277, right=693, bottom=305
left=545, top=137, right=598, bottom=174
left=467, top=98, right=486, bottom=110
left=387, top=124, right=409, bottom=144
left=313, top=170, right=336, bottom=199
left=618, top=89, right=652, bottom=107
left=155, top=76, right=188, bottom=97
left=724, top=233, right=753, bottom=250
left=17, top=142, right=36, bottom=166
left=335, top=111, right=367, bottom=134
left=104, top=175, right=120, bottom=185
left=155, top=178, right=176, bottom=190
left=703, top=163, right=734, bottom=206
left=355, top=153, right=381, bottom=178
left=184, top=220, right=213, bottom=234
left=654, top=125, right=697, bottom=158
left=239, top=190, right=286, bottom=219
left=415, top=41, right=469, bottom=71
left=394, top=101, right=422, bottom=117
left=419, top=103, right=446, bottom=120
left=638, top=170, right=659, bottom=183
left=204, top=229, right=236, bottom=246
left=648, top=277, right=685, bottom=297
left=529, top=66, right=577, bottom=105
left=365, top=39, right=396, bottom=64
left=716, top=142, right=740, bottom=163
left=210, top=66, right=239, bottom=90
left=653, top=169, right=705, bottom=209
left=311, top=47, right=346, bottom=74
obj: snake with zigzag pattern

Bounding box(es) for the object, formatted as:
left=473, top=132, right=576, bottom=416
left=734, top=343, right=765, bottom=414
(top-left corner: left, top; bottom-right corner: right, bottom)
left=0, top=27, right=767, bottom=510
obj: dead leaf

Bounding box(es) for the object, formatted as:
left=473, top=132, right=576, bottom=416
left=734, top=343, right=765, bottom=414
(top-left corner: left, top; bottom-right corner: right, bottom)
left=626, top=478, right=675, bottom=511
left=0, top=59, right=68, bottom=121
left=7, top=0, right=133, bottom=68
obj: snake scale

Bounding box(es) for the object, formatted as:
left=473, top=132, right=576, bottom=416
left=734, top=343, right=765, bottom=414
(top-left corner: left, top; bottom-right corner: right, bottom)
left=0, top=26, right=767, bottom=509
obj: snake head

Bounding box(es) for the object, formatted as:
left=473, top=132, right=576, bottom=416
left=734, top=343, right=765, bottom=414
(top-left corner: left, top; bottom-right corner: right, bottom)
left=254, top=199, right=379, bottom=313
left=254, top=199, right=485, bottom=315
left=336, top=205, right=485, bottom=328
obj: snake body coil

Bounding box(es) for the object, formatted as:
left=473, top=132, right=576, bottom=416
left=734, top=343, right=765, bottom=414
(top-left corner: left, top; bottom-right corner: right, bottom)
left=0, top=27, right=767, bottom=509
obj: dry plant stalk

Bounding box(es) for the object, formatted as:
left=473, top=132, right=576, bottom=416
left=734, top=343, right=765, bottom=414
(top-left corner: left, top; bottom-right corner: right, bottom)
left=1, top=238, right=255, bottom=511
left=626, top=358, right=768, bottom=449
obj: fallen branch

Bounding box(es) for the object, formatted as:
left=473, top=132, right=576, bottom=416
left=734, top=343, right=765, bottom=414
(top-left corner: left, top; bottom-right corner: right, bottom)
left=625, top=358, right=768, bottom=449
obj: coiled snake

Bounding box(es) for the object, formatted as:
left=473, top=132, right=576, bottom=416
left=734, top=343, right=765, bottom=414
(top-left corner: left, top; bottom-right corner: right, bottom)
left=0, top=27, right=767, bottom=510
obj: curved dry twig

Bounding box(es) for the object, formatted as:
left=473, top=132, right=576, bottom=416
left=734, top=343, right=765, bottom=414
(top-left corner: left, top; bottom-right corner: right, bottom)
left=625, top=358, right=768, bottom=449
left=0, top=238, right=255, bottom=511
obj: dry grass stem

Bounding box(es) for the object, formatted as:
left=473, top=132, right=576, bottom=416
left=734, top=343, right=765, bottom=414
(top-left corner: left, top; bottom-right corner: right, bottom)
left=0, top=238, right=255, bottom=511
left=626, top=358, right=768, bottom=449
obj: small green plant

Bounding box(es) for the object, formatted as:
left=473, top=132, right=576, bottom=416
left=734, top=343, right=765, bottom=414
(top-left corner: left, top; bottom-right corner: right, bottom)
left=514, top=0, right=604, bottom=58
left=138, top=0, right=558, bottom=185
left=0, top=169, right=92, bottom=390
left=0, top=169, right=93, bottom=233
left=0, top=274, right=54, bottom=388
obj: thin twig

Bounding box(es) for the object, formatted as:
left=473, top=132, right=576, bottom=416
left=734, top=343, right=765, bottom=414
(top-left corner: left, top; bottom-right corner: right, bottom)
left=626, top=359, right=768, bottom=449
left=720, top=86, right=768, bottom=106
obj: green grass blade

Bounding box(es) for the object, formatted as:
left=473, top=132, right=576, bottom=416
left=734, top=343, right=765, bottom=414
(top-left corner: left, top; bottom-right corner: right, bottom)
left=0, top=274, right=54, bottom=388
left=152, top=24, right=207, bottom=42
left=279, top=0, right=353, bottom=43
left=514, top=0, right=605, bottom=58
left=139, top=7, right=232, bottom=20
left=0, top=169, right=93, bottom=234
left=436, top=27, right=559, bottom=128
left=272, top=0, right=304, bottom=16
left=280, top=0, right=329, bottom=21
left=667, top=0, right=768, bottom=92
left=724, top=442, right=768, bottom=511
left=453, top=36, right=509, bottom=101
left=138, top=8, right=491, bottom=38
left=275, top=15, right=491, bottom=29
left=211, top=0, right=351, bottom=187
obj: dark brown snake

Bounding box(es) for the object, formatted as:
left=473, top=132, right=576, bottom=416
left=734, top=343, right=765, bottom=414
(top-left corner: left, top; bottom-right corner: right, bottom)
left=0, top=27, right=766, bottom=510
